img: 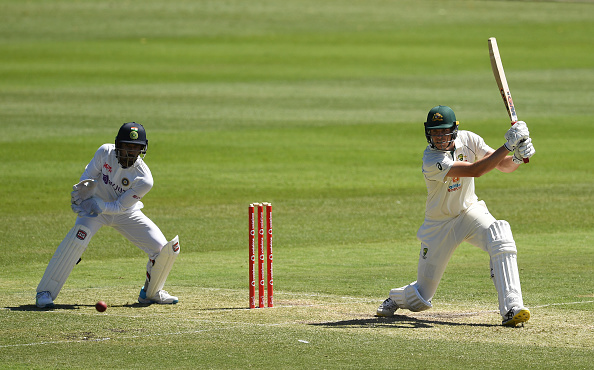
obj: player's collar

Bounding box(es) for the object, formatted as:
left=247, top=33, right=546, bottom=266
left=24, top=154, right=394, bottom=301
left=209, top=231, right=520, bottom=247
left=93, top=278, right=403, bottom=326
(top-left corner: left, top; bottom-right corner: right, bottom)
left=453, top=135, right=462, bottom=150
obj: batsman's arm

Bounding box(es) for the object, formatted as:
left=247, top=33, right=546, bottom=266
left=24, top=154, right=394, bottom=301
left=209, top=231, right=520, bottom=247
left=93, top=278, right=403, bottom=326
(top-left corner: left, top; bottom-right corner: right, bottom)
left=446, top=145, right=512, bottom=178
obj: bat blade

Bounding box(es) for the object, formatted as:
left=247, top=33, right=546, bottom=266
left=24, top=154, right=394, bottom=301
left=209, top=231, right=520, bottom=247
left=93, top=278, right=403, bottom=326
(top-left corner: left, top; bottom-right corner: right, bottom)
left=488, top=37, right=528, bottom=163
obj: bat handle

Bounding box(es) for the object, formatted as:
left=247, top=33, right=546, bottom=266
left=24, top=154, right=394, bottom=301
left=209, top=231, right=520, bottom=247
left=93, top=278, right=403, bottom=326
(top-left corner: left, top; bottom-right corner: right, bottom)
left=511, top=121, right=530, bottom=163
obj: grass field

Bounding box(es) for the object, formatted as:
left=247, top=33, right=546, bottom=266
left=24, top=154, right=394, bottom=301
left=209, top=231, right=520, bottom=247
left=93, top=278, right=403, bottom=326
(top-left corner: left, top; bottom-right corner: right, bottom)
left=1, top=0, right=593, bottom=368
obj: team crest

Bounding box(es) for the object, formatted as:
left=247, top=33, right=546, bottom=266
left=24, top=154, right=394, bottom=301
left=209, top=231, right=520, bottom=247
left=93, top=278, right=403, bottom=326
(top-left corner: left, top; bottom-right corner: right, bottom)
left=458, top=154, right=464, bottom=161
left=122, top=178, right=130, bottom=186
left=422, top=247, right=428, bottom=259
left=129, top=127, right=139, bottom=140
left=431, top=113, right=444, bottom=122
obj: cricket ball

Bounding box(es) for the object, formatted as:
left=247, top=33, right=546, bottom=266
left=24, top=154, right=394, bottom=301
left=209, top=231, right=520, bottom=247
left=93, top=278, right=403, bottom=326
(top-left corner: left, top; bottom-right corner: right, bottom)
left=95, top=301, right=107, bottom=312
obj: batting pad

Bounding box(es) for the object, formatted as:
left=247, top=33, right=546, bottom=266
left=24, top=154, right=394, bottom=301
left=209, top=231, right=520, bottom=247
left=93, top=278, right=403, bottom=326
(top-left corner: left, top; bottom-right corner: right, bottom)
left=390, top=281, right=433, bottom=312
left=145, top=235, right=180, bottom=299
left=37, top=225, right=92, bottom=300
left=487, top=220, right=524, bottom=316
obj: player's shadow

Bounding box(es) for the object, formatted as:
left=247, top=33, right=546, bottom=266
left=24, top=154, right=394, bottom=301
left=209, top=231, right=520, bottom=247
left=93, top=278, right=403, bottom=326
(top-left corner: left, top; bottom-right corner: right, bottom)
left=310, top=314, right=496, bottom=328
left=5, top=304, right=92, bottom=311
left=5, top=302, right=153, bottom=311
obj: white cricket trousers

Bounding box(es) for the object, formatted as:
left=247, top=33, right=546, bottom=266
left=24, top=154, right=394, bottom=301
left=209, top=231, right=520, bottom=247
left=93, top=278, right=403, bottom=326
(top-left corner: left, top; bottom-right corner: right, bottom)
left=76, top=210, right=168, bottom=260
left=415, top=201, right=496, bottom=302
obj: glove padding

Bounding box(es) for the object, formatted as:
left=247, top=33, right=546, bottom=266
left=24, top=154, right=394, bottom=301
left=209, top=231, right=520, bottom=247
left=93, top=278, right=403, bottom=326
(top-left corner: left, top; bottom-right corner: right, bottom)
left=71, top=196, right=105, bottom=217
left=71, top=179, right=97, bottom=205
left=512, top=137, right=535, bottom=164
left=504, top=121, right=530, bottom=151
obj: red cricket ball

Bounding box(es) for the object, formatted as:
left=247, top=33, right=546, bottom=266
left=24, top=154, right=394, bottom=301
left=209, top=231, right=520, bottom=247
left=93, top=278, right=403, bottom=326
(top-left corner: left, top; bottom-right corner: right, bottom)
left=95, top=301, right=107, bottom=312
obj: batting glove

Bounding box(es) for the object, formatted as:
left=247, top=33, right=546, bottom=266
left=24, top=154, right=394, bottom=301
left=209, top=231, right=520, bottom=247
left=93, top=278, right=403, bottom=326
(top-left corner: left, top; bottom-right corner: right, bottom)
left=513, top=137, right=535, bottom=164
left=504, top=121, right=530, bottom=151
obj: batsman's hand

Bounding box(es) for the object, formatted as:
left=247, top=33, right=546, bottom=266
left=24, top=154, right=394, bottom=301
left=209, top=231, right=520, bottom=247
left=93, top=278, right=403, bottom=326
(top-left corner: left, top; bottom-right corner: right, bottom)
left=71, top=197, right=105, bottom=217
left=71, top=179, right=97, bottom=205
left=513, top=137, right=535, bottom=164
left=504, top=121, right=530, bottom=151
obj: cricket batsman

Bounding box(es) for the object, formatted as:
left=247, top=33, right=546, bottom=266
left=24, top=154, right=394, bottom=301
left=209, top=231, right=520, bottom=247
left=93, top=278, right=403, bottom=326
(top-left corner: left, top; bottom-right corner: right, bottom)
left=36, top=122, right=180, bottom=308
left=377, top=105, right=535, bottom=326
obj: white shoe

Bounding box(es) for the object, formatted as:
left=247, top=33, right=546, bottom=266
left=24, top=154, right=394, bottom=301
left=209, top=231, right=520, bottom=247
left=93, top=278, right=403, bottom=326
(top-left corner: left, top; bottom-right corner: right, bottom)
left=138, top=287, right=179, bottom=304
left=376, top=298, right=398, bottom=317
left=502, top=306, right=530, bottom=327
left=36, top=291, right=54, bottom=308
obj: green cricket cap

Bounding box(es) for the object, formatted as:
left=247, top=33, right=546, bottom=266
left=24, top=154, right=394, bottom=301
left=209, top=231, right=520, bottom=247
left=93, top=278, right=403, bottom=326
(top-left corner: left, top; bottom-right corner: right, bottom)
left=425, top=105, right=458, bottom=129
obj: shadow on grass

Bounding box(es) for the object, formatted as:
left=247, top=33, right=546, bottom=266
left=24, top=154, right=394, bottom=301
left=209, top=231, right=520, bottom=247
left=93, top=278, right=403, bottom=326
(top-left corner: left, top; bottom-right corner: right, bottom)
left=5, top=302, right=152, bottom=311
left=310, top=314, right=496, bottom=328
left=198, top=307, right=251, bottom=311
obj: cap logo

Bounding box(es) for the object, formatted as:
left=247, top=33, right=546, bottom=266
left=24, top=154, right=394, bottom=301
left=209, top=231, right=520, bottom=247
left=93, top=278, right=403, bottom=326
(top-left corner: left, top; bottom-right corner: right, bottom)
left=431, top=113, right=444, bottom=122
left=129, top=127, right=139, bottom=140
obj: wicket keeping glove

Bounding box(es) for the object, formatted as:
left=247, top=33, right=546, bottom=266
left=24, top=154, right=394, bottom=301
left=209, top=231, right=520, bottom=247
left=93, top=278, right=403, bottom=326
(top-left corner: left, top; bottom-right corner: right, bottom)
left=71, top=179, right=97, bottom=205
left=72, top=197, right=105, bottom=217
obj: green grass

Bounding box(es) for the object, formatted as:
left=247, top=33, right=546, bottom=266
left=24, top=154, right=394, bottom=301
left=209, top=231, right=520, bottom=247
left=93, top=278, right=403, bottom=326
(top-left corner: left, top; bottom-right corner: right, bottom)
left=0, top=0, right=593, bottom=368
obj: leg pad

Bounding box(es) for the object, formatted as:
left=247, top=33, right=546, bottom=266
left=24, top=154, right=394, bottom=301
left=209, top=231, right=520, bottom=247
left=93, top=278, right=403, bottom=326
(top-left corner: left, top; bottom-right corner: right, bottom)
left=487, top=220, right=524, bottom=316
left=390, top=281, right=433, bottom=312
left=37, top=225, right=92, bottom=300
left=144, top=235, right=180, bottom=299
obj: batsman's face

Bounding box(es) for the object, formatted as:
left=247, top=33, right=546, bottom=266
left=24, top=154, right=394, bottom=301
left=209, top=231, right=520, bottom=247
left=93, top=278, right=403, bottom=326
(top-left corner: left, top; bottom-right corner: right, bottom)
left=430, top=128, right=455, bottom=151
left=117, top=142, right=144, bottom=168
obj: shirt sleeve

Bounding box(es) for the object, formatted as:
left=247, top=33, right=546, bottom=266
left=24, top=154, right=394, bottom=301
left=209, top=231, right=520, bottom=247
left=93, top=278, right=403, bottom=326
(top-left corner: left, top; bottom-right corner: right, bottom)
left=103, top=173, right=153, bottom=214
left=79, top=145, right=107, bottom=182
left=468, top=132, right=494, bottom=160
left=422, top=150, right=454, bottom=183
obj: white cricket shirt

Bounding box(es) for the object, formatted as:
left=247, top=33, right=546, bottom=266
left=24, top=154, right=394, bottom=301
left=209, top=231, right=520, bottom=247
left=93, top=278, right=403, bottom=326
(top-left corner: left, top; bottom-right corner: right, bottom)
left=80, top=144, right=153, bottom=214
left=421, top=130, right=493, bottom=221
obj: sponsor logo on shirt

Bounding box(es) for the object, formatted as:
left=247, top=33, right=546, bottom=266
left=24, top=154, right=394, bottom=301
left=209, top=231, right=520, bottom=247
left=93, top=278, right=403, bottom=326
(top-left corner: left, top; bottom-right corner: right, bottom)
left=448, top=177, right=461, bottom=192
left=102, top=174, right=126, bottom=194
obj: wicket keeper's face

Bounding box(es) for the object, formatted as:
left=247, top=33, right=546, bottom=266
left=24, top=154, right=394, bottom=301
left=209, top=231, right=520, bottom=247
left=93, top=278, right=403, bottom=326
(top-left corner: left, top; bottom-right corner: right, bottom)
left=117, top=142, right=144, bottom=168
left=429, top=128, right=456, bottom=151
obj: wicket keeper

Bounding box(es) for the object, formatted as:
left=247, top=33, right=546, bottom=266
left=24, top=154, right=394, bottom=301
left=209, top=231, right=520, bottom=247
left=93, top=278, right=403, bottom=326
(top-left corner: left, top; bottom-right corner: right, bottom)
left=36, top=122, right=180, bottom=308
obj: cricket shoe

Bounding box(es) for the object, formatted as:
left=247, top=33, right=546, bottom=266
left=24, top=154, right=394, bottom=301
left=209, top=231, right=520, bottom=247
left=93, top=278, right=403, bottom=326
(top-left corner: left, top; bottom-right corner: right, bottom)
left=36, top=291, right=54, bottom=308
left=376, top=298, right=398, bottom=317
left=138, top=287, right=179, bottom=305
left=502, top=306, right=530, bottom=327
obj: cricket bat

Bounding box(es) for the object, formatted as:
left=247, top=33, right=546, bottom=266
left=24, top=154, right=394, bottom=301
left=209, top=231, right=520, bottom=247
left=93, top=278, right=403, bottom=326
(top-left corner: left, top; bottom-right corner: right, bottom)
left=488, top=37, right=529, bottom=163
